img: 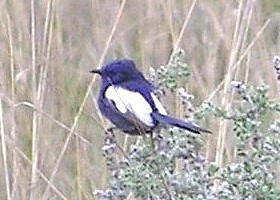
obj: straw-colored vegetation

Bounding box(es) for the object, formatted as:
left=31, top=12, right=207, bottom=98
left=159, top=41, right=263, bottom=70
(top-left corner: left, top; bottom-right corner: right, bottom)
left=0, top=0, right=280, bottom=199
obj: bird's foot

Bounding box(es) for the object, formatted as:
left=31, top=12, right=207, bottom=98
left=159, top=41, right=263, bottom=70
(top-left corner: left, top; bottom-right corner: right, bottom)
left=104, top=127, right=117, bottom=146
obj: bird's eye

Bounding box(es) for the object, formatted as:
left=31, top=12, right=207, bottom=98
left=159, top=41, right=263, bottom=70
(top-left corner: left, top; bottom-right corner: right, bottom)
left=103, top=71, right=113, bottom=78
left=106, top=76, right=112, bottom=83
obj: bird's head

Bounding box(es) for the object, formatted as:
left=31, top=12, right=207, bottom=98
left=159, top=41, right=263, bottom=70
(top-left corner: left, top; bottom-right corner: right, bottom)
left=90, top=59, right=143, bottom=84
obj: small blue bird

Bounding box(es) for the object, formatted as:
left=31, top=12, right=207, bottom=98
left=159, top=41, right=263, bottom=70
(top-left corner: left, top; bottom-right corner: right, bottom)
left=91, top=59, right=211, bottom=135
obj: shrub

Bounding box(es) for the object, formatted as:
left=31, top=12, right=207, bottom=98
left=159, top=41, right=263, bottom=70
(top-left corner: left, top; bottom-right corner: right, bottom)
left=94, top=50, right=280, bottom=200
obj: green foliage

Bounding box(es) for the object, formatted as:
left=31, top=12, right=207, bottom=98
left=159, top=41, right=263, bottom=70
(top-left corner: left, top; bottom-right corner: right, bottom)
left=155, top=49, right=191, bottom=92
left=94, top=50, right=280, bottom=199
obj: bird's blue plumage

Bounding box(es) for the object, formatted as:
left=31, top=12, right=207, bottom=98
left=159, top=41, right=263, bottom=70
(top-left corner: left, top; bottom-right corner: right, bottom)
left=91, top=59, right=211, bottom=135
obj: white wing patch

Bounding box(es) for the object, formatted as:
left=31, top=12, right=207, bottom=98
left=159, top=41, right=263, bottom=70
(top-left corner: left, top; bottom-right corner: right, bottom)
left=104, top=86, right=167, bottom=127
left=105, top=86, right=127, bottom=113
left=151, top=93, right=167, bottom=115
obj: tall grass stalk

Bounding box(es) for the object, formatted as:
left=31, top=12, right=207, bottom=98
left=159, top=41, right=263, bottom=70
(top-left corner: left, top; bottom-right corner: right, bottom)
left=215, top=0, right=270, bottom=169
left=37, top=0, right=55, bottom=198
left=0, top=99, right=11, bottom=200
left=6, top=11, right=18, bottom=199
left=214, top=0, right=270, bottom=167
left=30, top=0, right=39, bottom=199
left=168, top=0, right=197, bottom=64
left=42, top=1, right=128, bottom=199
left=4, top=131, right=67, bottom=199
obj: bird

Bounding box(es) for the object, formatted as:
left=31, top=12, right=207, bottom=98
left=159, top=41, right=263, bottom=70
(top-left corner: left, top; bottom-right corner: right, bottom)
left=91, top=59, right=211, bottom=135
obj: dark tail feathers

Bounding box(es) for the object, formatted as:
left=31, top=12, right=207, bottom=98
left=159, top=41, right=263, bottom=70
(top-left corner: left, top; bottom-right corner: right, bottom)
left=152, top=112, right=211, bottom=134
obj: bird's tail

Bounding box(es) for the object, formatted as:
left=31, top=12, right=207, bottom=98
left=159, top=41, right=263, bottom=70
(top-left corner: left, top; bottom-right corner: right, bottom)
left=151, top=112, right=211, bottom=134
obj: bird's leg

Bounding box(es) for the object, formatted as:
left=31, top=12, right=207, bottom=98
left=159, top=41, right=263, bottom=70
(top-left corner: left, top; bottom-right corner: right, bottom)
left=148, top=131, right=164, bottom=152
left=153, top=133, right=165, bottom=153
left=105, top=126, right=117, bottom=134
left=102, top=127, right=118, bottom=174
left=105, top=127, right=131, bottom=163
left=103, top=127, right=117, bottom=154
left=149, top=131, right=155, bottom=150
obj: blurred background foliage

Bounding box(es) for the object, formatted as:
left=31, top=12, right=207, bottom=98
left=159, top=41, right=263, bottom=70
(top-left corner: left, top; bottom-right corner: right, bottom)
left=0, top=0, right=280, bottom=199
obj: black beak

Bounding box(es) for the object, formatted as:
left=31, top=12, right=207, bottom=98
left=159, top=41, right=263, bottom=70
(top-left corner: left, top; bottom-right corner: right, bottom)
left=90, top=69, right=101, bottom=75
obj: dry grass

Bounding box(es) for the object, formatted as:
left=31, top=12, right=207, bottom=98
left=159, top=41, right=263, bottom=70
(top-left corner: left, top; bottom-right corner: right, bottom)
left=0, top=0, right=279, bottom=199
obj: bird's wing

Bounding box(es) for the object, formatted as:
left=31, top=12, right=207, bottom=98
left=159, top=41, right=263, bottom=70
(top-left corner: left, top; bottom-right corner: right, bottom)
left=104, top=86, right=167, bottom=127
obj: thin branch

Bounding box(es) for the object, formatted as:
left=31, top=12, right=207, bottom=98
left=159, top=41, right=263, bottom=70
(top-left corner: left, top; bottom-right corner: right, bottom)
left=168, top=0, right=197, bottom=64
